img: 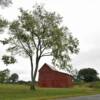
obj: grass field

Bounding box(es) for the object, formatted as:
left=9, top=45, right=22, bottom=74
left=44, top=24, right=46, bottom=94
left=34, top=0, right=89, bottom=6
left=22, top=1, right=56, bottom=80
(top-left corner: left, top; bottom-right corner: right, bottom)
left=0, top=83, right=100, bottom=100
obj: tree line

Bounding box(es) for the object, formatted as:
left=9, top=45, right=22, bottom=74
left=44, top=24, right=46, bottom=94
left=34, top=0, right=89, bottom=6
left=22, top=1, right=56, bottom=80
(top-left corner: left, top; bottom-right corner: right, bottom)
left=0, top=69, right=19, bottom=83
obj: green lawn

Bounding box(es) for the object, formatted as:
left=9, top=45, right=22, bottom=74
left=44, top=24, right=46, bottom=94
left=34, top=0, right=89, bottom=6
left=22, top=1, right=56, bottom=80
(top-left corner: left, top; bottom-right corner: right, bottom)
left=0, top=84, right=100, bottom=100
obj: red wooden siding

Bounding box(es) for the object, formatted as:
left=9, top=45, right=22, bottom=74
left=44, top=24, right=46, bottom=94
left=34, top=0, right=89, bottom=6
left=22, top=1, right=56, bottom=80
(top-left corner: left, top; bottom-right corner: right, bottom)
left=38, top=63, right=73, bottom=88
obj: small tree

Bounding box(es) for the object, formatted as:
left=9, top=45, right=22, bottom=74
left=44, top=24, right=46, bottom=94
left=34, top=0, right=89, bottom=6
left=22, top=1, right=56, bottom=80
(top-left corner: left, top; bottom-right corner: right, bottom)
left=0, top=69, right=10, bottom=83
left=78, top=68, right=99, bottom=82
left=1, top=5, right=79, bottom=90
left=9, top=73, right=19, bottom=83
left=2, top=55, right=16, bottom=65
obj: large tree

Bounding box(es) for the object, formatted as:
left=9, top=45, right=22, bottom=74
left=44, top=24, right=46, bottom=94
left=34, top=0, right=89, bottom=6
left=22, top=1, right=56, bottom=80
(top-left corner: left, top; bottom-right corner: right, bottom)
left=77, top=68, right=99, bottom=82
left=1, top=5, right=79, bottom=90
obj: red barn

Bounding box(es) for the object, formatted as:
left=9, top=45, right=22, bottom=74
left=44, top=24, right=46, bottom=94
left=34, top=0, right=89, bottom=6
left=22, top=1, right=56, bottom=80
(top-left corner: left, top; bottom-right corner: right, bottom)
left=38, top=63, right=73, bottom=88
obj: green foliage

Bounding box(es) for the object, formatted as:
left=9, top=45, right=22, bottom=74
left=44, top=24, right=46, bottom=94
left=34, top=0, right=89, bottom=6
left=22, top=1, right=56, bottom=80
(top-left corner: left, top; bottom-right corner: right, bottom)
left=2, top=55, right=16, bottom=65
left=0, top=69, right=19, bottom=83
left=9, top=73, right=19, bottom=83
left=0, top=18, right=8, bottom=32
left=0, top=69, right=10, bottom=83
left=3, top=5, right=79, bottom=68
left=78, top=68, right=99, bottom=82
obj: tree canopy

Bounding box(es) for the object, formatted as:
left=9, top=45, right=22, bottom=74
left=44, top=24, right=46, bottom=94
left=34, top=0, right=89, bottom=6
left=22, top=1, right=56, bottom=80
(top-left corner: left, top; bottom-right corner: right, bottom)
left=9, top=73, right=19, bottom=83
left=0, top=69, right=10, bottom=83
left=2, top=55, right=16, bottom=65
left=78, top=68, right=99, bottom=82
left=1, top=5, right=79, bottom=89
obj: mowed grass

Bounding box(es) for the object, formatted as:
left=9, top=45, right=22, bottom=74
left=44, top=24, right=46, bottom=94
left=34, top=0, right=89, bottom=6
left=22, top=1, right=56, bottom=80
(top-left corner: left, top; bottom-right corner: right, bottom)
left=0, top=84, right=100, bottom=100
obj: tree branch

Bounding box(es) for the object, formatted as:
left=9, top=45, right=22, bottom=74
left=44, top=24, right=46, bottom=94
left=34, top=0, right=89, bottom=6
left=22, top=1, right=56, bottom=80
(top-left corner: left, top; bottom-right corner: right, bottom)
left=18, top=39, right=30, bottom=56
left=41, top=52, right=52, bottom=57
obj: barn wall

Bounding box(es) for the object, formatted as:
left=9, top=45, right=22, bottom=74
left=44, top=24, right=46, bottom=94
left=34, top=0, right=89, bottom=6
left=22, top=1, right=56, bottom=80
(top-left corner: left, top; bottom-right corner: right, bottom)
left=38, top=64, right=73, bottom=88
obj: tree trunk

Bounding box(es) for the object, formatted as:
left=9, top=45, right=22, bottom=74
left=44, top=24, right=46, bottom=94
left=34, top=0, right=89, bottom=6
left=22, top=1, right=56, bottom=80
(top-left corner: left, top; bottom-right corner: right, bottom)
left=33, top=58, right=39, bottom=85
left=30, top=56, right=35, bottom=90
left=29, top=48, right=40, bottom=90
left=32, top=51, right=40, bottom=89
left=30, top=82, right=35, bottom=90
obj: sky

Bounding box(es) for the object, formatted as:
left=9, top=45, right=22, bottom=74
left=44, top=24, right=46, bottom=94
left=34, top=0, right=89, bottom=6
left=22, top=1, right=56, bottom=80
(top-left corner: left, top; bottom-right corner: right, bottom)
left=0, top=0, right=100, bottom=80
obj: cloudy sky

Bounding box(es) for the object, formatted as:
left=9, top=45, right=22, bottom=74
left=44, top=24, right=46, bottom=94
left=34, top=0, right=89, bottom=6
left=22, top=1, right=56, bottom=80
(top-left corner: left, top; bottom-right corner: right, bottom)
left=0, top=0, right=100, bottom=80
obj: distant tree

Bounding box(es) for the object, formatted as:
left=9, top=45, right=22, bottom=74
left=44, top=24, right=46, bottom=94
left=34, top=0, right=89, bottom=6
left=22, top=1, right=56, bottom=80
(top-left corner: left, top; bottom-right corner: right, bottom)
left=1, top=5, right=79, bottom=90
left=0, top=69, right=10, bottom=83
left=78, top=68, right=99, bottom=82
left=2, top=55, right=16, bottom=65
left=9, top=73, right=19, bottom=83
